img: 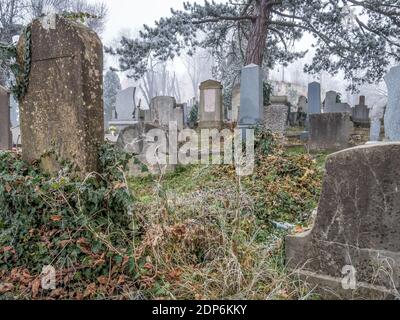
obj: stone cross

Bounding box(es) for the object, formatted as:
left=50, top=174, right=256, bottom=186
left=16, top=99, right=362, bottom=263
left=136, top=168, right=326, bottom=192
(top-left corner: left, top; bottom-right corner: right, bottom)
left=198, top=80, right=223, bottom=129
left=239, top=64, right=263, bottom=127
left=17, top=15, right=104, bottom=174
left=0, top=85, right=12, bottom=150
left=384, top=65, right=400, bottom=141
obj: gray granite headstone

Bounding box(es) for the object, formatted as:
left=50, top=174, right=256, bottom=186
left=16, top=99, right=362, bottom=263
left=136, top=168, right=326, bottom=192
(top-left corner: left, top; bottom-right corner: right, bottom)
left=308, top=82, right=321, bottom=115
left=324, top=91, right=352, bottom=114
left=239, top=64, right=263, bottom=127
left=114, top=87, right=137, bottom=121
left=150, top=96, right=177, bottom=128
left=384, top=66, right=400, bottom=141
left=352, top=96, right=370, bottom=126
left=231, top=83, right=240, bottom=123
left=0, top=85, right=12, bottom=150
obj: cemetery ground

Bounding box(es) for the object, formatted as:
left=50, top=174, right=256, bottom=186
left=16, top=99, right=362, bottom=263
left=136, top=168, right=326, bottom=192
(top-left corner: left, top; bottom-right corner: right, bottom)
left=0, top=132, right=327, bottom=300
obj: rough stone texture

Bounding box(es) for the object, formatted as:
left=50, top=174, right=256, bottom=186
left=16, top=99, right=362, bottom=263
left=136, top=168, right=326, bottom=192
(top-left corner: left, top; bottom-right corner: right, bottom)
left=324, top=91, right=352, bottom=114
left=309, top=113, right=353, bottom=151
left=370, top=118, right=382, bottom=142
left=116, top=123, right=144, bottom=154
left=352, top=96, right=370, bottom=126
left=384, top=66, right=400, bottom=141
left=149, top=96, right=177, bottom=128
left=113, top=87, right=137, bottom=121
left=231, top=83, right=240, bottom=123
left=239, top=64, right=263, bottom=127
left=18, top=15, right=103, bottom=173
left=286, top=143, right=400, bottom=299
left=199, top=80, right=223, bottom=129
left=0, top=85, right=12, bottom=150
left=308, top=82, right=321, bottom=115
left=175, top=104, right=185, bottom=131
left=265, top=96, right=289, bottom=135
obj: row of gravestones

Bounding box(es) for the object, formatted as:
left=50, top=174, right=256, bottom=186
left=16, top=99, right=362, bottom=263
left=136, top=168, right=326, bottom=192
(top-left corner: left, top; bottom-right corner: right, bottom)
left=1, top=14, right=400, bottom=298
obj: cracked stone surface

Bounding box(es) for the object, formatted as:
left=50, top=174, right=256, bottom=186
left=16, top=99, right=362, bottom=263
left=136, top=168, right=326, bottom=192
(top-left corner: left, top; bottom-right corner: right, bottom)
left=18, top=15, right=104, bottom=174
left=286, top=143, right=400, bottom=297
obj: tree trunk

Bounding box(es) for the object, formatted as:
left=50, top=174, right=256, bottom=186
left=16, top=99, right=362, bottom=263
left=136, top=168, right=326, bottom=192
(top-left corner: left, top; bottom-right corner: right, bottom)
left=245, top=0, right=270, bottom=66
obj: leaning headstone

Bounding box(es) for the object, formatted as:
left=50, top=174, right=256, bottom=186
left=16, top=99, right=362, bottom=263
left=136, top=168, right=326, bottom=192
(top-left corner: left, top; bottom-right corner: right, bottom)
left=239, top=64, right=263, bottom=128
left=264, top=96, right=289, bottom=135
left=286, top=143, right=400, bottom=299
left=150, top=96, right=177, bottom=128
left=198, top=80, right=223, bottom=129
left=384, top=66, right=400, bottom=141
left=17, top=15, right=103, bottom=173
left=0, top=85, right=12, bottom=150
left=324, top=91, right=352, bottom=114
left=308, top=82, right=321, bottom=115
left=370, top=118, right=382, bottom=142
left=308, top=113, right=353, bottom=151
left=352, top=96, right=370, bottom=126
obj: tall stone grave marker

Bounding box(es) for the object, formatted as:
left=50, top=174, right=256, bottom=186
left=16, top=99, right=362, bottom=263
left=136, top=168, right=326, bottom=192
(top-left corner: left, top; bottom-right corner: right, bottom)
left=286, top=143, right=400, bottom=299
left=352, top=96, right=370, bottom=126
left=0, top=85, right=12, bottom=150
left=175, top=104, right=185, bottom=131
left=231, top=83, right=240, bottom=123
left=239, top=64, right=263, bottom=128
left=17, top=15, right=104, bottom=173
left=384, top=66, right=400, bottom=141
left=199, top=80, right=223, bottom=129
left=308, top=82, right=321, bottom=115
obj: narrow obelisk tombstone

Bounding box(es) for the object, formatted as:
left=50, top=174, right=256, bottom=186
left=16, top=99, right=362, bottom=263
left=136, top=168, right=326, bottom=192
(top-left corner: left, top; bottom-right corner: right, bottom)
left=239, top=64, right=263, bottom=129
left=0, top=85, right=12, bottom=150
left=308, top=82, right=321, bottom=115
left=17, top=14, right=104, bottom=173
left=384, top=66, right=400, bottom=141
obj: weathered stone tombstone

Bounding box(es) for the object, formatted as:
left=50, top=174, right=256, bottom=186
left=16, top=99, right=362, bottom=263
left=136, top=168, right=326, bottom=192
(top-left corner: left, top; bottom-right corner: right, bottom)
left=198, top=80, right=223, bottom=129
left=175, top=104, right=185, bottom=131
left=114, top=87, right=137, bottom=120
left=352, top=96, right=370, bottom=126
left=308, top=113, right=353, bottom=151
left=17, top=15, right=104, bottom=173
left=384, top=66, right=400, bottom=141
left=116, top=123, right=144, bottom=154
left=264, top=96, right=289, bottom=135
left=308, top=82, right=321, bottom=115
left=324, top=91, right=352, bottom=114
left=286, top=142, right=400, bottom=299
left=239, top=64, right=263, bottom=128
left=298, top=95, right=308, bottom=114
left=231, top=83, right=240, bottom=123
left=149, top=96, right=177, bottom=128
left=0, top=85, right=12, bottom=150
